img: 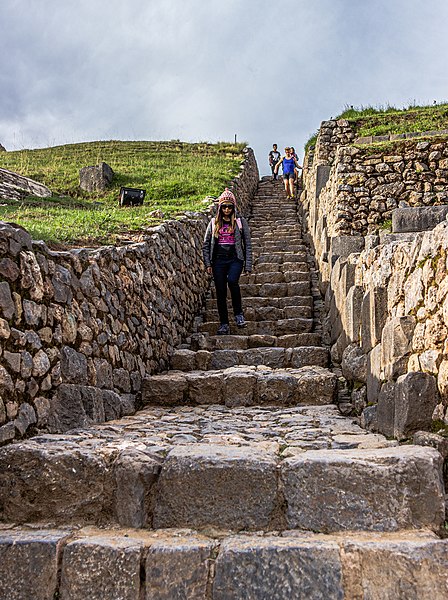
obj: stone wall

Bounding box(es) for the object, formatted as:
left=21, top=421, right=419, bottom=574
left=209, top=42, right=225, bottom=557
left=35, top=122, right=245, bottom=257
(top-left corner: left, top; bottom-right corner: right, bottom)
left=0, top=148, right=259, bottom=444
left=327, top=220, right=448, bottom=441
left=301, top=119, right=448, bottom=442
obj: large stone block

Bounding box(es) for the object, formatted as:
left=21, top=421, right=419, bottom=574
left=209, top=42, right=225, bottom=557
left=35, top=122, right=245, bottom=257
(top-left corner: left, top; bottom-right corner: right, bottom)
left=48, top=384, right=105, bottom=432
left=344, top=285, right=364, bottom=343
left=0, top=530, right=69, bottom=600
left=361, top=288, right=388, bottom=353
left=394, top=372, right=440, bottom=440
left=366, top=344, right=382, bottom=404
left=213, top=535, right=344, bottom=600
left=392, top=205, right=448, bottom=233
left=381, top=316, right=416, bottom=380
left=0, top=441, right=111, bottom=524
left=315, top=165, right=331, bottom=199
left=152, top=444, right=279, bottom=530
left=113, top=448, right=162, bottom=527
left=79, top=162, right=114, bottom=192
left=281, top=445, right=444, bottom=532
left=340, top=532, right=448, bottom=600
left=341, top=343, right=367, bottom=383
left=60, top=534, right=142, bottom=600
left=142, top=372, right=188, bottom=406
left=330, top=235, right=364, bottom=266
left=376, top=381, right=395, bottom=438
left=145, top=535, right=215, bottom=600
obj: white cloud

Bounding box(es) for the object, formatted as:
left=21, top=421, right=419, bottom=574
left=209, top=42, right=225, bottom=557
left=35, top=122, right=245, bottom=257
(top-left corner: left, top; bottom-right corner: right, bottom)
left=1, top=0, right=448, bottom=173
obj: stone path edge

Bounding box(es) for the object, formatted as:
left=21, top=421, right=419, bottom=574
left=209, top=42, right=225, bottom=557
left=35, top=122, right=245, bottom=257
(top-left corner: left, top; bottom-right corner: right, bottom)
left=1, top=526, right=448, bottom=600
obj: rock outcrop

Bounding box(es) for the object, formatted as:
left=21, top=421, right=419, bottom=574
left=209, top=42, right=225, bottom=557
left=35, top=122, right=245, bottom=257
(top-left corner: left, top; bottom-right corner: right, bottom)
left=0, top=167, right=52, bottom=200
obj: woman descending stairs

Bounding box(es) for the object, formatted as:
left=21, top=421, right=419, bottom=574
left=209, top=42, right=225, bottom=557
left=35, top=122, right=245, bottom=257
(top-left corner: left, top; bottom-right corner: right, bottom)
left=0, top=179, right=447, bottom=599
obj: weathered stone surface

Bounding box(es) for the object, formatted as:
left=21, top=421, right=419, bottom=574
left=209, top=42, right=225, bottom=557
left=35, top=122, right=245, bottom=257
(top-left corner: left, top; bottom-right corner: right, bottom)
left=366, top=344, right=382, bottom=404
left=413, top=430, right=448, bottom=459
left=0, top=441, right=111, bottom=523
left=145, top=535, right=215, bottom=599
left=13, top=401, right=37, bottom=435
left=48, top=384, right=105, bottom=432
left=344, top=285, right=363, bottom=343
left=394, top=372, right=439, bottom=439
left=61, top=534, right=142, bottom=600
left=376, top=381, right=395, bottom=438
left=79, top=161, right=114, bottom=192
left=361, top=288, right=388, bottom=353
left=0, top=530, right=69, bottom=600
left=153, top=444, right=279, bottom=530
left=0, top=281, right=15, bottom=319
left=113, top=448, right=161, bottom=527
left=340, top=532, right=448, bottom=600
left=0, top=167, right=52, bottom=200
left=213, top=535, right=344, bottom=600
left=281, top=445, right=444, bottom=532
left=392, top=205, right=448, bottom=233
left=341, top=343, right=367, bottom=382
left=60, top=346, right=88, bottom=384
left=381, top=316, right=416, bottom=380
left=289, top=346, right=329, bottom=368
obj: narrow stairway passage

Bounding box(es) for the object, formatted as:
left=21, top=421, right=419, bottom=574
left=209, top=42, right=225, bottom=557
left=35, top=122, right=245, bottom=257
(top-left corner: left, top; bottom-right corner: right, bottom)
left=1, top=178, right=447, bottom=599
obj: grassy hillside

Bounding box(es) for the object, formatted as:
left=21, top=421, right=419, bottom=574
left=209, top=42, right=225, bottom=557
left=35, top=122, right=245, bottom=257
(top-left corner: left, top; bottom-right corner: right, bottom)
left=0, top=140, right=246, bottom=246
left=305, top=102, right=448, bottom=150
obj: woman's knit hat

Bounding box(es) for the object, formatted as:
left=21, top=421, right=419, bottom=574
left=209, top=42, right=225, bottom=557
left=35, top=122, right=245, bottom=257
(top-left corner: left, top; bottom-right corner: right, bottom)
left=218, top=188, right=237, bottom=207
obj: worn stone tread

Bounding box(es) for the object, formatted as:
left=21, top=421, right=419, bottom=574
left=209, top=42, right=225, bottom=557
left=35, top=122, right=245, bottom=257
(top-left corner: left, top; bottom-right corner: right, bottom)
left=141, top=365, right=337, bottom=407
left=1, top=526, right=448, bottom=600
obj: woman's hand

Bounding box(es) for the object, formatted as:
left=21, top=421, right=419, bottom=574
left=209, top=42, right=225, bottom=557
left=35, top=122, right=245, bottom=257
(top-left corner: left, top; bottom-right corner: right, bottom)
left=207, top=266, right=213, bottom=275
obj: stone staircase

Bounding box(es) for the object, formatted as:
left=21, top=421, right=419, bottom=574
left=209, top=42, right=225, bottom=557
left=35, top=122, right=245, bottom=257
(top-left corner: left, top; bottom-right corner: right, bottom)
left=1, top=179, right=447, bottom=599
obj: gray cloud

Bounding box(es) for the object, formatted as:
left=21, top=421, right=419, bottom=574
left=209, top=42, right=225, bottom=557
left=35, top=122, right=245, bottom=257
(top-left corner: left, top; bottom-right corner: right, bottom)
left=1, top=0, right=448, bottom=173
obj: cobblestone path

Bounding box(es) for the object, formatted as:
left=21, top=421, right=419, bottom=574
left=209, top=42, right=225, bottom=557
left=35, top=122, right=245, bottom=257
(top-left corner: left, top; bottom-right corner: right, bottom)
left=1, top=179, right=447, bottom=599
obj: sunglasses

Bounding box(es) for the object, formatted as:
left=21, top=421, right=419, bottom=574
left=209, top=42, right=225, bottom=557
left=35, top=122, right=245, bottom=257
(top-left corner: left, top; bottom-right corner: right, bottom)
left=221, top=204, right=234, bottom=209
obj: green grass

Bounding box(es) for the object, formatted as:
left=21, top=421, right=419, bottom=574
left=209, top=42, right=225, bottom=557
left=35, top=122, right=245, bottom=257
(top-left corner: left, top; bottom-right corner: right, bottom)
left=305, top=102, right=448, bottom=150
left=0, top=140, right=246, bottom=246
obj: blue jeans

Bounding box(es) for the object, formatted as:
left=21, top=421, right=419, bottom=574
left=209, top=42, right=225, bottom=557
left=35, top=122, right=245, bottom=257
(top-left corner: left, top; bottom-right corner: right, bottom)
left=212, top=256, right=244, bottom=325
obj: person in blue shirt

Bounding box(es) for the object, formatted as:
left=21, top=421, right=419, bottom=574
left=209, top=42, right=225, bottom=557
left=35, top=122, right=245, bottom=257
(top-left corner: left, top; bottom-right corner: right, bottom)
left=274, top=147, right=302, bottom=199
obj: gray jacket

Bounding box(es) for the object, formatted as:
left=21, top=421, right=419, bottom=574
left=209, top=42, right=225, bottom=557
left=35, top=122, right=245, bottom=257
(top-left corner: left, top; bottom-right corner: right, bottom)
left=202, top=215, right=252, bottom=272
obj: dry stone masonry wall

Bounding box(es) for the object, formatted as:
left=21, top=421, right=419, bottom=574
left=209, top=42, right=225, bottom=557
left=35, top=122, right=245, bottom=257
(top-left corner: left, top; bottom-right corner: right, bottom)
left=0, top=148, right=259, bottom=444
left=301, top=119, right=448, bottom=445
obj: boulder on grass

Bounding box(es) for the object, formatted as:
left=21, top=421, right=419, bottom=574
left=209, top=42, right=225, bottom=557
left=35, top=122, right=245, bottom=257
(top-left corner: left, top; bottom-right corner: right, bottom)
left=79, top=162, right=114, bottom=192
left=0, top=168, right=52, bottom=201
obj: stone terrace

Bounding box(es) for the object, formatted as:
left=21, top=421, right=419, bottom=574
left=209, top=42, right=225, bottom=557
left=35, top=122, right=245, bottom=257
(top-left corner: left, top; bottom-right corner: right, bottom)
left=1, top=179, right=447, bottom=599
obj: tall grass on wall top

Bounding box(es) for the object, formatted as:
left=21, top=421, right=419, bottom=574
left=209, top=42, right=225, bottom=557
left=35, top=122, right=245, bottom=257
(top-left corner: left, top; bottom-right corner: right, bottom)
left=0, top=140, right=246, bottom=246
left=304, top=101, right=448, bottom=151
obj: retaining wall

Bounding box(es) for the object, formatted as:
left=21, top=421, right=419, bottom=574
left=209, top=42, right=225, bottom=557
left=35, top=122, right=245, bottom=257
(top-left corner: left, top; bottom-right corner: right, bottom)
left=0, top=148, right=259, bottom=443
left=301, top=120, right=448, bottom=442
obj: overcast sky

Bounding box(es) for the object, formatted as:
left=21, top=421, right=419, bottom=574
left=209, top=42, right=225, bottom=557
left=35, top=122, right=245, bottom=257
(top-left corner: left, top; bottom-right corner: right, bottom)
left=1, top=0, right=448, bottom=174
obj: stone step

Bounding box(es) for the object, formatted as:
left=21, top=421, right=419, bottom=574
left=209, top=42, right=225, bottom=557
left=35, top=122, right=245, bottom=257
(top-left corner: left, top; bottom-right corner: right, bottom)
left=241, top=262, right=310, bottom=274
left=197, top=317, right=313, bottom=336
left=255, top=254, right=308, bottom=265
left=189, top=332, right=323, bottom=351
left=252, top=245, right=306, bottom=254
left=0, top=404, right=443, bottom=534
left=240, top=270, right=309, bottom=285
left=171, top=346, right=329, bottom=371
left=2, top=527, right=447, bottom=600
left=205, top=294, right=313, bottom=311
left=203, top=304, right=313, bottom=322
left=142, top=365, right=337, bottom=407
left=210, top=281, right=311, bottom=299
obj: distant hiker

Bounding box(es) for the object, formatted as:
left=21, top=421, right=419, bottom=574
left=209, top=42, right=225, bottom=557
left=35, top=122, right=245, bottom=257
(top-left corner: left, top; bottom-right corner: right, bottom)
left=202, top=188, right=252, bottom=335
left=290, top=146, right=302, bottom=188
left=274, top=147, right=302, bottom=199
left=268, top=144, right=281, bottom=180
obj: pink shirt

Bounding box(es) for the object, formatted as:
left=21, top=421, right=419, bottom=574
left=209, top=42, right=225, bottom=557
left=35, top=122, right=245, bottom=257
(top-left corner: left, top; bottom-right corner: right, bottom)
left=218, top=223, right=235, bottom=245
